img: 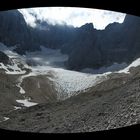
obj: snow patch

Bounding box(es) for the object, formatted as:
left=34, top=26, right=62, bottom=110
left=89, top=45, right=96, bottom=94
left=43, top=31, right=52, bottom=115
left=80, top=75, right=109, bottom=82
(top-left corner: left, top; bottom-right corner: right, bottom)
left=16, top=72, right=38, bottom=94
left=81, top=62, right=128, bottom=74
left=81, top=58, right=140, bottom=75
left=14, top=106, right=22, bottom=110
left=0, top=117, right=10, bottom=123
left=16, top=83, right=25, bottom=94
left=3, top=117, right=9, bottom=121
left=16, top=76, right=25, bottom=94
left=118, top=58, right=140, bottom=73
left=16, top=99, right=38, bottom=107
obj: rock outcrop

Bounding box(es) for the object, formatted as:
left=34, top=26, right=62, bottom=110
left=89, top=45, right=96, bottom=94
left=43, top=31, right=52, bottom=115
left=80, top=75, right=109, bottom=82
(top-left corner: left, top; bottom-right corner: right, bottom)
left=0, top=10, right=39, bottom=54
left=0, top=51, right=10, bottom=64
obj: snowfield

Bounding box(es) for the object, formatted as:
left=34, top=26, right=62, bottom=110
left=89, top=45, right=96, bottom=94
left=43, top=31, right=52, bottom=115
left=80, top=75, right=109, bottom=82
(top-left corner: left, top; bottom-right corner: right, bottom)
left=1, top=42, right=140, bottom=102
left=118, top=58, right=140, bottom=73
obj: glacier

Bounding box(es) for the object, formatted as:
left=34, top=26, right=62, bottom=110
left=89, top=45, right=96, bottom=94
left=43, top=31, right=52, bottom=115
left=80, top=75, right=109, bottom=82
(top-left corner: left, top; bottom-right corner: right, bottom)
left=1, top=42, right=140, bottom=103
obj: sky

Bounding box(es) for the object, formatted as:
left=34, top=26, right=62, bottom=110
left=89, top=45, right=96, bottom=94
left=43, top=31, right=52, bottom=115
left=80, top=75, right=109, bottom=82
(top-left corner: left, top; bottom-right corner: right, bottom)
left=18, top=7, right=126, bottom=30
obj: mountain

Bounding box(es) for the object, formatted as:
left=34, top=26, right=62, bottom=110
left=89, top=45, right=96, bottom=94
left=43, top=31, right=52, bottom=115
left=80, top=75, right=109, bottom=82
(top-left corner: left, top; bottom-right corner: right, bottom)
left=0, top=10, right=76, bottom=54
left=1, top=9, right=140, bottom=133
left=30, top=14, right=140, bottom=71
left=0, top=10, right=40, bottom=54
left=29, top=20, right=77, bottom=50
left=65, top=14, right=140, bottom=70
left=1, top=10, right=140, bottom=71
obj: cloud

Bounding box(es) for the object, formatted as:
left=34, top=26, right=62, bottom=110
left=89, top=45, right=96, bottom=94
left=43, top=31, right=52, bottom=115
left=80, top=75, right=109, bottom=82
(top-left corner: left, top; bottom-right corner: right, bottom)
left=18, top=7, right=126, bottom=29
left=19, top=9, right=36, bottom=27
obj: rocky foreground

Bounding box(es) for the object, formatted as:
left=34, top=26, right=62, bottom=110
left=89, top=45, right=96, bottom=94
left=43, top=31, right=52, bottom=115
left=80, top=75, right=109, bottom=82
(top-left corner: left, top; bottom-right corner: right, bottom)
left=0, top=66, right=140, bottom=133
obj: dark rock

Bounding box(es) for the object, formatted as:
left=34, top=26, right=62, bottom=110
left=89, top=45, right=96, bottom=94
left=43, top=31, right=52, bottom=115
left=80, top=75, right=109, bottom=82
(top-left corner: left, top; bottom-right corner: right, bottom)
left=66, top=14, right=140, bottom=70
left=0, top=51, right=10, bottom=64
left=0, top=10, right=39, bottom=54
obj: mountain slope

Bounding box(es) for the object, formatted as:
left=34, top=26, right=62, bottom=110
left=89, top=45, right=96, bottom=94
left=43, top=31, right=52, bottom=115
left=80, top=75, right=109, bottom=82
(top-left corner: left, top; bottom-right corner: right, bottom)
left=0, top=66, right=140, bottom=132
left=1, top=41, right=140, bottom=133
left=0, top=10, right=39, bottom=54
left=1, top=10, right=140, bottom=71
left=1, top=10, right=140, bottom=133
left=66, top=14, right=140, bottom=70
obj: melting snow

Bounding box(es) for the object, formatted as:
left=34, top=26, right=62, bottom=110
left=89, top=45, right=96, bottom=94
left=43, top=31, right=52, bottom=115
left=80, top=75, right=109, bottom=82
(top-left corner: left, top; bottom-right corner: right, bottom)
left=81, top=58, right=140, bottom=74
left=14, top=106, right=22, bottom=110
left=37, top=82, right=40, bottom=88
left=16, top=72, right=38, bottom=94
left=0, top=117, right=10, bottom=123
left=118, top=58, right=140, bottom=73
left=16, top=99, right=38, bottom=107
left=3, top=117, right=9, bottom=121
left=81, top=62, right=128, bottom=74
left=0, top=43, right=26, bottom=74
left=0, top=62, right=26, bottom=75
left=16, top=83, right=25, bottom=94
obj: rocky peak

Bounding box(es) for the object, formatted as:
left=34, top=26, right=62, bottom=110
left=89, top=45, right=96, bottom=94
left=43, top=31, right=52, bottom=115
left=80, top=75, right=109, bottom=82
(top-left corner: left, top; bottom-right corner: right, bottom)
left=80, top=23, right=94, bottom=31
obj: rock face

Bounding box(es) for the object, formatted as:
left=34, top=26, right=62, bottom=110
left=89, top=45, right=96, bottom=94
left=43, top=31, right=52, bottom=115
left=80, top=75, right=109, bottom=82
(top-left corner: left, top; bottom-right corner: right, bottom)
left=65, top=14, right=140, bottom=70
left=0, top=51, right=10, bottom=64
left=0, top=10, right=39, bottom=54
left=29, top=21, right=76, bottom=49
left=63, top=24, right=102, bottom=70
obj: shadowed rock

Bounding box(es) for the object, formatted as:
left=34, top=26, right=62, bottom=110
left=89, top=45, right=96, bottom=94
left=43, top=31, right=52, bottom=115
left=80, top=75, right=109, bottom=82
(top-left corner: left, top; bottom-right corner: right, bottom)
left=0, top=51, right=10, bottom=64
